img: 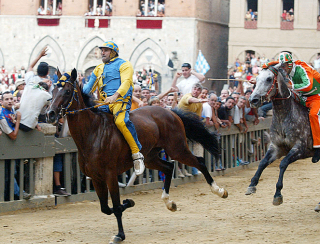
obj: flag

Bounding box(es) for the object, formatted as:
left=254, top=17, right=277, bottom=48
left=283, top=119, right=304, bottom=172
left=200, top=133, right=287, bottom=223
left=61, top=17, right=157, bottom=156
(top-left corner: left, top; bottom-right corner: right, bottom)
left=149, top=72, right=154, bottom=89
left=166, top=54, right=174, bottom=68
left=195, top=50, right=210, bottom=75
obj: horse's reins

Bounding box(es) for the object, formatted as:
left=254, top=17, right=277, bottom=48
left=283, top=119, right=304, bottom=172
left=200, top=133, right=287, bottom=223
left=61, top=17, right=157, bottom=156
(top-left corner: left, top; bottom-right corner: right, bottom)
left=265, top=66, right=291, bottom=101
left=56, top=78, right=109, bottom=116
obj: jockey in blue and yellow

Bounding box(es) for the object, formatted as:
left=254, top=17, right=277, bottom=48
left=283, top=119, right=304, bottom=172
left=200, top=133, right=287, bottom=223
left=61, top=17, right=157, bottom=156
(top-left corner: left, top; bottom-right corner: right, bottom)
left=83, top=41, right=145, bottom=175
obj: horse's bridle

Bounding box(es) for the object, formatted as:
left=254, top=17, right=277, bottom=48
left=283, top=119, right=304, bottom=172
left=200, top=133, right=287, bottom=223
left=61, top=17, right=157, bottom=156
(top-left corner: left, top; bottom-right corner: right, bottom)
left=55, top=80, right=79, bottom=117
left=265, top=66, right=291, bottom=101
left=57, top=79, right=107, bottom=116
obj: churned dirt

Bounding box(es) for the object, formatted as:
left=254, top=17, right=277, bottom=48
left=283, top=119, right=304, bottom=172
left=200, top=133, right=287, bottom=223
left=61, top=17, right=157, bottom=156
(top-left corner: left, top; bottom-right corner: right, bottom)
left=1, top=158, right=320, bottom=244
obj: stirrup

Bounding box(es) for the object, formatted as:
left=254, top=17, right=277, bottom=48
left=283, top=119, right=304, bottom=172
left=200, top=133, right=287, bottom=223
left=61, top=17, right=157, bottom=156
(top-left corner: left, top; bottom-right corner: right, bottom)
left=132, top=152, right=145, bottom=176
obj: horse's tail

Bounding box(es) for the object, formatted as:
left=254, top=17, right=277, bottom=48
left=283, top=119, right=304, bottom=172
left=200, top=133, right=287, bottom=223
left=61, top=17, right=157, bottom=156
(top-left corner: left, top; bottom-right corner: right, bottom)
left=172, top=108, right=220, bottom=159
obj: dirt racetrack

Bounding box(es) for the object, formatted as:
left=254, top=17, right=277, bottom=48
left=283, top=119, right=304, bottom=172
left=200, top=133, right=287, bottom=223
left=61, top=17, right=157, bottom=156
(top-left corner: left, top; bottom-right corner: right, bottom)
left=1, top=158, right=320, bottom=244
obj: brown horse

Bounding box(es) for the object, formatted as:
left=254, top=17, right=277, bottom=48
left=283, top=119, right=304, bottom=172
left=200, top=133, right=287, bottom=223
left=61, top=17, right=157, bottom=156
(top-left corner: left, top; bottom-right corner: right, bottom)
left=47, top=69, right=228, bottom=243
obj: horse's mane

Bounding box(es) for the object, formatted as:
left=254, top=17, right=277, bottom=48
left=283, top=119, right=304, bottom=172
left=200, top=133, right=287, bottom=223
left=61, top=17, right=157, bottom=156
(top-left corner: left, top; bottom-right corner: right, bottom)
left=78, top=82, right=100, bottom=113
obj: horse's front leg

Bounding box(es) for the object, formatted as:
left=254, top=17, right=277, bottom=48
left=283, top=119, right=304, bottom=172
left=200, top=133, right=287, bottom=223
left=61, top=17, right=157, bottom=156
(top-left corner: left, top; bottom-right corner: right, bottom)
left=245, top=146, right=278, bottom=195
left=107, top=172, right=135, bottom=244
left=273, top=147, right=303, bottom=206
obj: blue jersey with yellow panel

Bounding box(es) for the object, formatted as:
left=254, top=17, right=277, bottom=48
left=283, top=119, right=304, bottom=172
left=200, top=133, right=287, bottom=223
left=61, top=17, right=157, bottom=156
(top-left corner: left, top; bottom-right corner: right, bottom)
left=83, top=57, right=134, bottom=101
left=82, top=57, right=142, bottom=153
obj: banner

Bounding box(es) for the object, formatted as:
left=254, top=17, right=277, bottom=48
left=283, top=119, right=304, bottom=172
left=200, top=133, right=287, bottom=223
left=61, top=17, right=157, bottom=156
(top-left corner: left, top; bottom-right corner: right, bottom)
left=195, top=50, right=210, bottom=75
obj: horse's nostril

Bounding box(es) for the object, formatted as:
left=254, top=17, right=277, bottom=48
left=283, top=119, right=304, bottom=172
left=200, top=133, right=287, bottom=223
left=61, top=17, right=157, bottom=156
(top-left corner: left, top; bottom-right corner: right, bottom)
left=47, top=110, right=56, bottom=123
left=250, top=98, right=259, bottom=105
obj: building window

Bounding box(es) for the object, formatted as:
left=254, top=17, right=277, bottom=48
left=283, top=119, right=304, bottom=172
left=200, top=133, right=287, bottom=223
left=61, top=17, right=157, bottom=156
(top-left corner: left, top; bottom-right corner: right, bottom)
left=244, top=0, right=257, bottom=29
left=246, top=0, right=258, bottom=21
left=137, top=0, right=165, bottom=17
left=85, top=0, right=112, bottom=16
left=281, top=0, right=294, bottom=22
left=38, top=0, right=62, bottom=16
left=280, top=0, right=294, bottom=30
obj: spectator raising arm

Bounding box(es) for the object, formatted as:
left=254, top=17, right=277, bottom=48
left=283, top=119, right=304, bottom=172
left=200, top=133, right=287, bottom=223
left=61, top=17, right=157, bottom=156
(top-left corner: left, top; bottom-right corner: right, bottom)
left=191, top=70, right=205, bottom=83
left=171, top=63, right=205, bottom=96
left=27, top=46, right=48, bottom=72
left=158, top=87, right=177, bottom=100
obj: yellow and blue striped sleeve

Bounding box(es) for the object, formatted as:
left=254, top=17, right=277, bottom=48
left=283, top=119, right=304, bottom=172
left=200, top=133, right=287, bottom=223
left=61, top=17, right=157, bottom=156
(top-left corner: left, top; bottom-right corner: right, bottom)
left=117, top=61, right=134, bottom=97
left=83, top=64, right=104, bottom=95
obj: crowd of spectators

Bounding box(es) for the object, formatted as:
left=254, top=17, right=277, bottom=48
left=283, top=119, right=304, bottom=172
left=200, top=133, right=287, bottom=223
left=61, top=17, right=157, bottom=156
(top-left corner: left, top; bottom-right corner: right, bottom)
left=37, top=0, right=63, bottom=16
left=84, top=1, right=113, bottom=16
left=1, top=47, right=71, bottom=201
left=281, top=8, right=294, bottom=22
left=137, top=0, right=165, bottom=17
left=245, top=9, right=258, bottom=21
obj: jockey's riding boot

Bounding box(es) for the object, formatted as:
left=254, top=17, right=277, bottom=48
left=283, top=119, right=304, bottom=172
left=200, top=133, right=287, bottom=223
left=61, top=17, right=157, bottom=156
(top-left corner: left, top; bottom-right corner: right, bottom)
left=132, top=152, right=145, bottom=176
left=312, top=148, right=320, bottom=163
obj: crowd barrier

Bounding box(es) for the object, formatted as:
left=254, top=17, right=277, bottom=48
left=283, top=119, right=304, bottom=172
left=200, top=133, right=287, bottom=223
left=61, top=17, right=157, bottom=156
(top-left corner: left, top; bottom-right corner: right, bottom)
left=0, top=118, right=271, bottom=213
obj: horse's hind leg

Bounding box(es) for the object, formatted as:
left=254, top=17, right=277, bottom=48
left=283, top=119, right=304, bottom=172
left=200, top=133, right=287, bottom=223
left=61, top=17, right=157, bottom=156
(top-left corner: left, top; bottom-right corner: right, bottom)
left=146, top=150, right=176, bottom=211
left=195, top=156, right=228, bottom=198
left=273, top=147, right=303, bottom=206
left=171, top=148, right=228, bottom=198
left=245, top=146, right=277, bottom=195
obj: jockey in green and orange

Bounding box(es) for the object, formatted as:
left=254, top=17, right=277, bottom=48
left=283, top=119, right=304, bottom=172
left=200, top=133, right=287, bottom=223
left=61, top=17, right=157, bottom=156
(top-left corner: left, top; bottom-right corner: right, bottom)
left=279, top=51, right=320, bottom=163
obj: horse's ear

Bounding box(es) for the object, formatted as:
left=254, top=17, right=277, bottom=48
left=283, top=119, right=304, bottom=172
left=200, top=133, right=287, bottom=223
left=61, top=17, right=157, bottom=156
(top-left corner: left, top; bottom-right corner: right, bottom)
left=71, top=68, right=77, bottom=82
left=278, top=67, right=290, bottom=83
left=274, top=63, right=282, bottom=70
left=57, top=68, right=62, bottom=79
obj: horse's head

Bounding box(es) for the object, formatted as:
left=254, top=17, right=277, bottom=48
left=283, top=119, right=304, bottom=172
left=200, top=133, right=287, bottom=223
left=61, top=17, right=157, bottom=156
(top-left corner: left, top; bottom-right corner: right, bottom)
left=250, top=63, right=288, bottom=107
left=47, top=68, right=78, bottom=124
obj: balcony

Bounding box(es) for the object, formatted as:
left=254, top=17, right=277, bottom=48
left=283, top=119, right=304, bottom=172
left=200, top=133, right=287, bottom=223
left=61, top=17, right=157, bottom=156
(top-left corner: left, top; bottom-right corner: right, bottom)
left=136, top=17, right=163, bottom=29
left=85, top=17, right=110, bottom=28
left=280, top=21, right=294, bottom=30
left=37, top=16, right=60, bottom=26
left=244, top=20, right=257, bottom=29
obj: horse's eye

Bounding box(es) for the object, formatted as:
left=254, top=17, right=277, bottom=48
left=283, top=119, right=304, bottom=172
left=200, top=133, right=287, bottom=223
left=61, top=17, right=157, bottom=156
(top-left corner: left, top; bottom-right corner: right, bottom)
left=267, top=77, right=272, bottom=82
left=65, top=90, right=71, bottom=95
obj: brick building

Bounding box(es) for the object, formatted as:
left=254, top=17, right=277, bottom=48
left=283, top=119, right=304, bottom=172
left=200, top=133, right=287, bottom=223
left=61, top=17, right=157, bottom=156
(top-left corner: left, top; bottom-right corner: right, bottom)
left=0, top=0, right=229, bottom=92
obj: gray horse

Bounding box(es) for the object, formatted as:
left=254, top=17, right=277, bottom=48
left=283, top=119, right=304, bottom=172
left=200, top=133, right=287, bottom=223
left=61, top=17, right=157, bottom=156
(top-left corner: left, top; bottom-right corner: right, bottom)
left=245, top=63, right=320, bottom=210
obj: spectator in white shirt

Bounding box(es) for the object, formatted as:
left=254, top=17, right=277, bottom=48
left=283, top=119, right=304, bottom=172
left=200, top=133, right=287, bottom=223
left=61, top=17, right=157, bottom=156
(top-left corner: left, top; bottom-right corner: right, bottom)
left=171, top=63, right=205, bottom=96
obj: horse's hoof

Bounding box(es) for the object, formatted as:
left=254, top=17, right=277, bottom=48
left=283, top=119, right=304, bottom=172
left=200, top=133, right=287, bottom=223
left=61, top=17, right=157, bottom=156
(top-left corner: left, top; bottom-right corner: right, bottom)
left=245, top=186, right=256, bottom=195
left=221, top=189, right=228, bottom=198
left=109, top=235, right=123, bottom=244
left=123, top=199, right=135, bottom=208
left=273, top=196, right=283, bottom=206
left=167, top=200, right=177, bottom=212
left=314, top=203, right=320, bottom=212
